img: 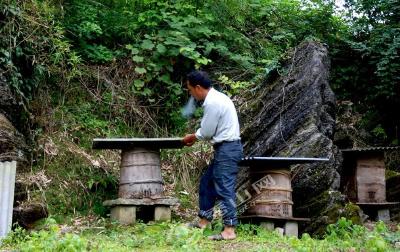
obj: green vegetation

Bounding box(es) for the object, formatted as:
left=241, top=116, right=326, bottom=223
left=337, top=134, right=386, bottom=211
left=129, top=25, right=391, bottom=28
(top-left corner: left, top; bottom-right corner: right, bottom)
left=2, top=0, right=398, bottom=142
left=330, top=0, right=400, bottom=145
left=1, top=0, right=399, bottom=250
left=1, top=217, right=399, bottom=251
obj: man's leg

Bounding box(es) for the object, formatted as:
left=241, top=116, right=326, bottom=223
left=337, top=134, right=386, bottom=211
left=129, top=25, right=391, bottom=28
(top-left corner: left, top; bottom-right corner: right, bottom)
left=211, top=142, right=243, bottom=239
left=197, top=160, right=217, bottom=227
left=212, top=166, right=238, bottom=239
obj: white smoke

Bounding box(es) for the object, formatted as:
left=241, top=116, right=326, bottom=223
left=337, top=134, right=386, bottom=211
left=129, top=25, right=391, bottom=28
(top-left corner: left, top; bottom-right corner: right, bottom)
left=181, top=96, right=196, bottom=118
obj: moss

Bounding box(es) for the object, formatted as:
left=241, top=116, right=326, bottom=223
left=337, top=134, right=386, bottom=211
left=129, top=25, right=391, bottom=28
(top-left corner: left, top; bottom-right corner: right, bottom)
left=343, top=203, right=363, bottom=225
left=297, top=190, right=363, bottom=236
left=385, top=169, right=400, bottom=180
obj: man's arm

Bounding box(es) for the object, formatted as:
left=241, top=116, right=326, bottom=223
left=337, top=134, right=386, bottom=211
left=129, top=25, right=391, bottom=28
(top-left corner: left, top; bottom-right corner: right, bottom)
left=195, top=103, right=220, bottom=141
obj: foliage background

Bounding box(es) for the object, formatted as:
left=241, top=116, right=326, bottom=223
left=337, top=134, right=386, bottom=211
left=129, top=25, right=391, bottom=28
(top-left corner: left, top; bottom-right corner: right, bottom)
left=0, top=0, right=399, bottom=240
left=2, top=0, right=398, bottom=145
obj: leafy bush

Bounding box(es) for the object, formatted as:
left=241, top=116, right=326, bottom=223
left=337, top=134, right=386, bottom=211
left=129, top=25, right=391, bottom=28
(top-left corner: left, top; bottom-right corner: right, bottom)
left=324, top=217, right=399, bottom=251
left=2, top=218, right=88, bottom=252
left=56, top=0, right=347, bottom=134
left=331, top=0, right=400, bottom=144
left=0, top=0, right=80, bottom=97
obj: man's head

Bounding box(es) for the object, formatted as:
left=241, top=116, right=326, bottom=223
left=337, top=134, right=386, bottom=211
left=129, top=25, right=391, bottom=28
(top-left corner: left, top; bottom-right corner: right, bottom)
left=186, top=70, right=211, bottom=101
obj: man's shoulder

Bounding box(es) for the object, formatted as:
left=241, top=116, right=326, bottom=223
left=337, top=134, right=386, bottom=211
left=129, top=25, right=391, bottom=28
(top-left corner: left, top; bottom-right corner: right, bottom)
left=211, top=88, right=232, bottom=101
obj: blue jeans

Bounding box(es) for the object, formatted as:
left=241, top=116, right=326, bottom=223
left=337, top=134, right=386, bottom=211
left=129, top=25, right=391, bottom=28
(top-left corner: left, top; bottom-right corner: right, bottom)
left=198, top=140, right=243, bottom=226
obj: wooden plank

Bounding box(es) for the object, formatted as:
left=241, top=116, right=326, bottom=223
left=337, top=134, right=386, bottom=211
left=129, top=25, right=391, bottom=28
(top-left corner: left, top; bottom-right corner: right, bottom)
left=92, top=138, right=184, bottom=150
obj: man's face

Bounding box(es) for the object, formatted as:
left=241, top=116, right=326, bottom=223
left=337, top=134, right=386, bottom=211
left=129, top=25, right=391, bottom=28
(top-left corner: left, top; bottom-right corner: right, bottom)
left=187, top=81, right=202, bottom=101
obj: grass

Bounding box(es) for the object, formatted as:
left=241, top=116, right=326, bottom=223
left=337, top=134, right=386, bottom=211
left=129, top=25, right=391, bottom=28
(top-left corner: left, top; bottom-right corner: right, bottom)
left=1, top=216, right=399, bottom=251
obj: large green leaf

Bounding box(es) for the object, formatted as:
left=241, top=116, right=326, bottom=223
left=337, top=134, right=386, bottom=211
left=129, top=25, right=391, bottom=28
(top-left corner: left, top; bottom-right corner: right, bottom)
left=135, top=67, right=147, bottom=74
left=141, top=40, right=155, bottom=50
left=132, top=55, right=144, bottom=62
left=133, top=79, right=144, bottom=88
left=156, top=44, right=167, bottom=54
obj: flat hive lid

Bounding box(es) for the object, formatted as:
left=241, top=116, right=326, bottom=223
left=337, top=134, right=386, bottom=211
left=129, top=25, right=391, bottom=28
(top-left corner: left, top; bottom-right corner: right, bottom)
left=341, top=146, right=400, bottom=152
left=239, top=157, right=329, bottom=167
left=341, top=146, right=400, bottom=156
left=356, top=202, right=400, bottom=206
left=92, top=138, right=184, bottom=150
left=239, top=215, right=310, bottom=221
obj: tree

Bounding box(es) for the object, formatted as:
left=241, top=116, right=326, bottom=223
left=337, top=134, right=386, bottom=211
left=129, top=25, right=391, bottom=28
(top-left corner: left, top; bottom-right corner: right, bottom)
left=331, top=0, right=400, bottom=144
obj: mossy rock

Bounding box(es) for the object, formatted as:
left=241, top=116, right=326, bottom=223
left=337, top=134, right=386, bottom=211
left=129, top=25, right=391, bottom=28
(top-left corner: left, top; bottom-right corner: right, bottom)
left=296, top=190, right=363, bottom=236
left=386, top=175, right=400, bottom=221
left=306, top=202, right=363, bottom=237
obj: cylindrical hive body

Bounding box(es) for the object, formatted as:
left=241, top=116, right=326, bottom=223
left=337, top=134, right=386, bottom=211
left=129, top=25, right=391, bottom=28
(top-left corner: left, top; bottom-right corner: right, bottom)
left=247, top=170, right=293, bottom=217
left=118, top=148, right=163, bottom=198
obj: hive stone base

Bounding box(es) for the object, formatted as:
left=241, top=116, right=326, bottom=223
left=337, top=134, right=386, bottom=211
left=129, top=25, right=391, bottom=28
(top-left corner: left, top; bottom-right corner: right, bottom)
left=111, top=206, right=136, bottom=225
left=240, top=215, right=308, bottom=238
left=284, top=221, right=298, bottom=237
left=154, top=206, right=171, bottom=221
left=260, top=221, right=274, bottom=231
left=377, top=209, right=390, bottom=222
left=105, top=197, right=178, bottom=224
left=259, top=220, right=298, bottom=237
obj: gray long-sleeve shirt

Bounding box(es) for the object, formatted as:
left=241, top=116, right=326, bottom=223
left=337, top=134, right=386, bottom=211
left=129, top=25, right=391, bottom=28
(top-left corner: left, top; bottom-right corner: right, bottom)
left=195, top=88, right=241, bottom=144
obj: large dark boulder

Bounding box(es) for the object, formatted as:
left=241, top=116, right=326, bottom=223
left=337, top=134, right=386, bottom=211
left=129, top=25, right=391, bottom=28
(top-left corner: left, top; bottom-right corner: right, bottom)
left=0, top=113, right=28, bottom=169
left=13, top=203, right=49, bottom=229
left=241, top=41, right=336, bottom=157
left=333, top=100, right=369, bottom=149
left=0, top=109, right=29, bottom=170
left=239, top=41, right=361, bottom=234
left=0, top=75, right=29, bottom=170
left=387, top=175, right=400, bottom=221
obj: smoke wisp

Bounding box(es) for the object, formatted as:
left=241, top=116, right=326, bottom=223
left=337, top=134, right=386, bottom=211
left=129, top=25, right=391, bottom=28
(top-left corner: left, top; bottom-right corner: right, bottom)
left=181, top=96, right=196, bottom=118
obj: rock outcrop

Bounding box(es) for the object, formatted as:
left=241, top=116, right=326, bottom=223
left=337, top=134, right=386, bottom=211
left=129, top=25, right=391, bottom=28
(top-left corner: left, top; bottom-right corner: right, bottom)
left=0, top=76, right=29, bottom=169
left=333, top=100, right=369, bottom=149
left=0, top=112, right=29, bottom=170
left=13, top=203, right=49, bottom=229
left=239, top=41, right=361, bottom=234
left=387, top=175, right=400, bottom=221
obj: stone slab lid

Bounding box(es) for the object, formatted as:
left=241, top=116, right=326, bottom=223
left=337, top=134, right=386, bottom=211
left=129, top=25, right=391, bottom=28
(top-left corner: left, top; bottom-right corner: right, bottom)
left=92, top=138, right=184, bottom=150
left=239, top=214, right=310, bottom=221
left=341, top=146, right=400, bottom=153
left=239, top=157, right=329, bottom=168
left=356, top=202, right=400, bottom=208
left=103, top=197, right=179, bottom=206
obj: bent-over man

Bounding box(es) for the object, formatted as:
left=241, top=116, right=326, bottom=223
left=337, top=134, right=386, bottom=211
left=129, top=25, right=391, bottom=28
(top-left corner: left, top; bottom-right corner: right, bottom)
left=182, top=70, right=243, bottom=240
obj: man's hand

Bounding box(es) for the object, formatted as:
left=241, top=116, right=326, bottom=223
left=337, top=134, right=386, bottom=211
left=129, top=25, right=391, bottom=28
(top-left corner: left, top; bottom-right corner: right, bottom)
left=183, top=133, right=197, bottom=146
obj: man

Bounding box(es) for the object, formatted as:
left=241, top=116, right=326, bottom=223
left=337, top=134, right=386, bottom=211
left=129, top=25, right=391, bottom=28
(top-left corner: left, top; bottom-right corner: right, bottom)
left=182, top=70, right=243, bottom=240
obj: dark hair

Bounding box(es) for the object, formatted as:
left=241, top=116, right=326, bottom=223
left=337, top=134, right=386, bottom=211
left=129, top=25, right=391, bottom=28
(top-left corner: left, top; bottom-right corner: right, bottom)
left=186, top=70, right=212, bottom=89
